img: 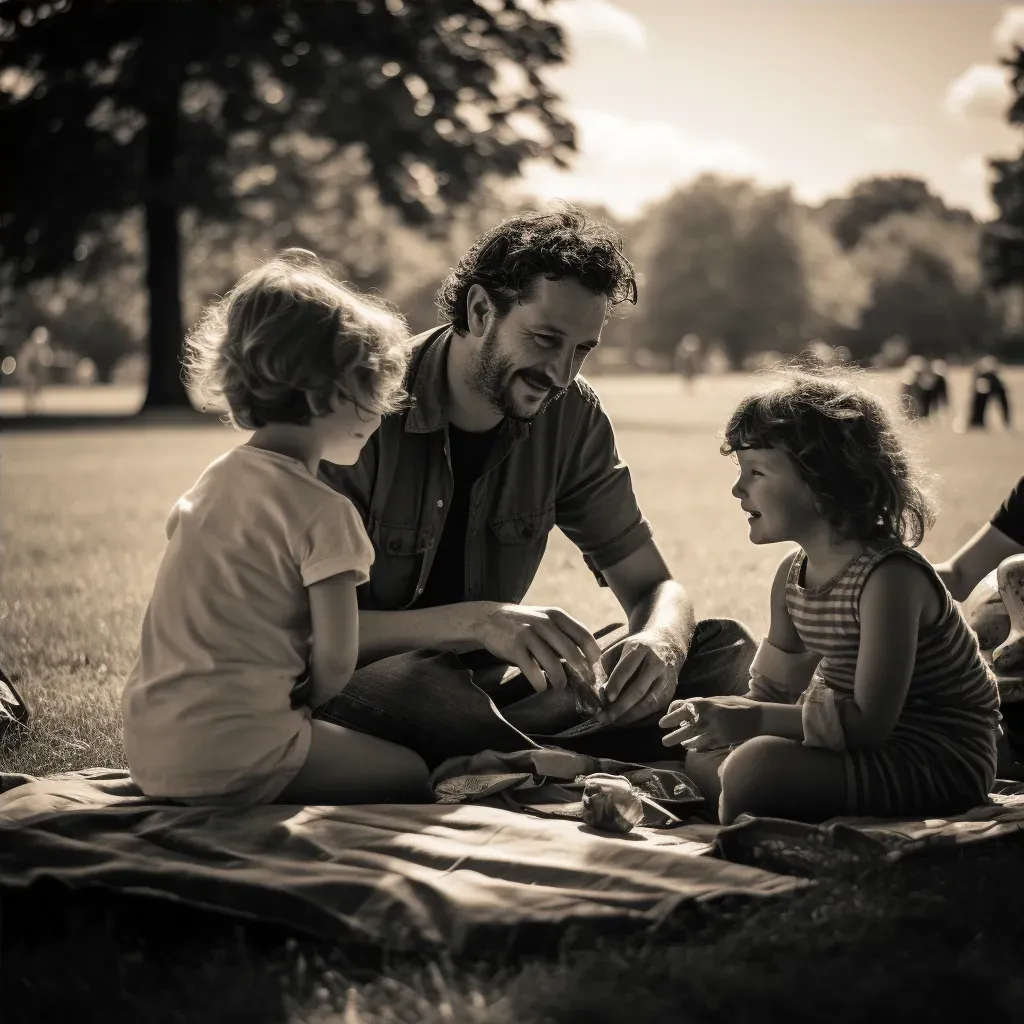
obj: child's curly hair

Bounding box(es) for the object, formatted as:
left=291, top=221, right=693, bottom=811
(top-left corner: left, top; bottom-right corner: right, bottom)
left=720, top=359, right=939, bottom=547
left=184, top=248, right=413, bottom=429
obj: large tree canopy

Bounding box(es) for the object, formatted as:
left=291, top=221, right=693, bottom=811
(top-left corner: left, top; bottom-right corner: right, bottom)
left=983, top=45, right=1024, bottom=290
left=0, top=0, right=575, bottom=407
left=819, top=175, right=970, bottom=253
left=633, top=176, right=811, bottom=364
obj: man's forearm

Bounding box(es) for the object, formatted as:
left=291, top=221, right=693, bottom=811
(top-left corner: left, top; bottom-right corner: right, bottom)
left=629, top=580, right=696, bottom=662
left=357, top=603, right=488, bottom=664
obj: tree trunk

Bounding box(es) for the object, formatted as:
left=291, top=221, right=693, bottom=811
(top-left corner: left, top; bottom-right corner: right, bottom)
left=142, top=52, right=190, bottom=410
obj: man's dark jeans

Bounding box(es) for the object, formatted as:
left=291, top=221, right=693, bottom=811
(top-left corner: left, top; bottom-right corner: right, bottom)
left=316, top=618, right=757, bottom=770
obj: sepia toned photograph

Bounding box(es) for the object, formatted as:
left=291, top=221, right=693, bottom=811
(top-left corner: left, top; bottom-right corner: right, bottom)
left=3, top=1, right=1024, bottom=1020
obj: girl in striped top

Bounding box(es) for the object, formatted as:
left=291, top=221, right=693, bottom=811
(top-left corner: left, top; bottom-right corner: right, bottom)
left=661, top=364, right=1001, bottom=825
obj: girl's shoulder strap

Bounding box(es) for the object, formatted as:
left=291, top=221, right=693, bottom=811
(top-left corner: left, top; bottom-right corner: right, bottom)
left=855, top=537, right=940, bottom=578
left=785, top=547, right=806, bottom=591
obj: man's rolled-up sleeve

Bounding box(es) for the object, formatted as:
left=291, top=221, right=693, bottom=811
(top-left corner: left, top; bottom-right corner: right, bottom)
left=555, top=386, right=653, bottom=586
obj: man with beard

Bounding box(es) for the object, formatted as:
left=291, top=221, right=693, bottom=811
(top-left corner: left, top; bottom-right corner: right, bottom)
left=318, top=207, right=756, bottom=764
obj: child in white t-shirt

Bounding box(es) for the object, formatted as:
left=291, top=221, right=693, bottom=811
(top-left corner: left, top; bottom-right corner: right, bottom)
left=122, top=248, right=430, bottom=806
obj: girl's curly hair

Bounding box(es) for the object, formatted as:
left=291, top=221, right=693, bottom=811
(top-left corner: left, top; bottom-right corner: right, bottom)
left=720, top=359, right=939, bottom=547
left=184, top=248, right=413, bottom=429
left=435, top=205, right=638, bottom=332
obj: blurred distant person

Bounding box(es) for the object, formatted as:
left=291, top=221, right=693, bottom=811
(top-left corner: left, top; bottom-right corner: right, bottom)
left=674, top=333, right=702, bottom=389
left=922, top=359, right=949, bottom=421
left=964, top=356, right=1011, bottom=431
left=898, top=355, right=928, bottom=420
left=806, top=339, right=835, bottom=366
left=16, top=326, right=53, bottom=415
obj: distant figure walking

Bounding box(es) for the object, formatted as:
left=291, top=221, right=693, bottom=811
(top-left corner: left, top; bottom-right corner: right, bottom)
left=16, top=326, right=53, bottom=415
left=966, top=356, right=1011, bottom=431
left=674, top=333, right=702, bottom=390
left=922, top=359, right=949, bottom=420
left=898, top=355, right=928, bottom=420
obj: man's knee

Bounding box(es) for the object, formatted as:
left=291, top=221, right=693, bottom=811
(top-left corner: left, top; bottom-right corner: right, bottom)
left=678, top=618, right=757, bottom=699
left=696, top=618, right=757, bottom=652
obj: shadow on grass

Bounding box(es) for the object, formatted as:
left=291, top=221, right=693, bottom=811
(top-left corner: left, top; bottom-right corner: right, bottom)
left=611, top=419, right=741, bottom=438
left=4, top=833, right=1024, bottom=1023
left=3, top=409, right=229, bottom=434
left=4, top=413, right=712, bottom=437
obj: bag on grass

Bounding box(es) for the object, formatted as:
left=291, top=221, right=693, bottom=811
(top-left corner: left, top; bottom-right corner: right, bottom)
left=0, top=666, right=30, bottom=742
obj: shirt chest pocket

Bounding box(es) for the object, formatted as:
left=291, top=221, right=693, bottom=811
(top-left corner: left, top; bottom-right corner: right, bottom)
left=489, top=505, right=557, bottom=544
left=366, top=518, right=433, bottom=609
left=487, top=505, right=557, bottom=601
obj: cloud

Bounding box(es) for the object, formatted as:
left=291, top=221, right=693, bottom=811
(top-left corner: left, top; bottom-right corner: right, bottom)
left=958, top=154, right=991, bottom=183
left=519, top=108, right=759, bottom=217
left=955, top=155, right=998, bottom=218
left=994, top=6, right=1024, bottom=53
left=864, top=123, right=904, bottom=144
left=943, top=63, right=1012, bottom=120
left=541, top=0, right=647, bottom=51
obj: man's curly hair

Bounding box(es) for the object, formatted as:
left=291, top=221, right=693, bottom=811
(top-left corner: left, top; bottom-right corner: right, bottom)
left=435, top=205, right=638, bottom=332
left=183, top=248, right=413, bottom=429
left=720, top=360, right=939, bottom=547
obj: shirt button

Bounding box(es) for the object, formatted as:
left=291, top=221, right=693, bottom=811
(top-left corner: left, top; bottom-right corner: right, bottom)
left=436, top=499, right=444, bottom=508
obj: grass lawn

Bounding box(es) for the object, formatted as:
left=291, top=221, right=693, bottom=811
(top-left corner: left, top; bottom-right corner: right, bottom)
left=3, top=368, right=1024, bottom=1022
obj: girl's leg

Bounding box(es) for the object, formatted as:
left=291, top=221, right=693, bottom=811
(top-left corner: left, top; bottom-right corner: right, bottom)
left=718, top=734, right=849, bottom=825
left=276, top=718, right=433, bottom=805
left=683, top=747, right=733, bottom=809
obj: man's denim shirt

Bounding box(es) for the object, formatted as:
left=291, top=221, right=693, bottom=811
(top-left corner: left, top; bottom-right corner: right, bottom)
left=319, top=325, right=654, bottom=610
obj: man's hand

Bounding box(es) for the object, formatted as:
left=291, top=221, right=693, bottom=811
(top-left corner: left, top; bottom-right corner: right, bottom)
left=475, top=603, right=604, bottom=694
left=659, top=696, right=762, bottom=750
left=594, top=630, right=684, bottom=727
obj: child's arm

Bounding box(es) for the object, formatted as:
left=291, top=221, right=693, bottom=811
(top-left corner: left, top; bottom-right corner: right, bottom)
left=748, top=551, right=821, bottom=704
left=307, top=570, right=362, bottom=709
left=841, top=558, right=925, bottom=746
left=797, top=557, right=926, bottom=751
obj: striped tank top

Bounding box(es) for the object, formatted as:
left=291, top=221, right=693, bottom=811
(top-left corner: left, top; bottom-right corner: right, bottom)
left=786, top=538, right=1000, bottom=817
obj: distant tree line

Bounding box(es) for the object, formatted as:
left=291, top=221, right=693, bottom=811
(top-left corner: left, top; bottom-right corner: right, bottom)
left=5, top=3, right=1024, bottom=406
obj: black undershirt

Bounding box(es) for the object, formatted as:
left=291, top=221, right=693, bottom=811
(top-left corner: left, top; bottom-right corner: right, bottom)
left=413, top=422, right=502, bottom=608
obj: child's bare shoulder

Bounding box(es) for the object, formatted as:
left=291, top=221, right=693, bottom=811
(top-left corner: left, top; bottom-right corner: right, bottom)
left=862, top=552, right=942, bottom=624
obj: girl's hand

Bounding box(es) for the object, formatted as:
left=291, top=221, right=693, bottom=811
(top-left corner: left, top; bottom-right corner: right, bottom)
left=659, top=695, right=762, bottom=750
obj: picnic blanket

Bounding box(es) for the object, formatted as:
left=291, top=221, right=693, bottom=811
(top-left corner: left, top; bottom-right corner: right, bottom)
left=0, top=765, right=801, bottom=951
left=4, top=754, right=1024, bottom=951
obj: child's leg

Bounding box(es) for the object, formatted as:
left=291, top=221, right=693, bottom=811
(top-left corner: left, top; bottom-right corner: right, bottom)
left=275, top=718, right=433, bottom=805
left=718, top=734, right=848, bottom=825
left=683, top=747, right=733, bottom=809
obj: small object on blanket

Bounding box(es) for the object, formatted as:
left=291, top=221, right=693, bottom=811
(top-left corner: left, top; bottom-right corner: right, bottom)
left=0, top=665, right=30, bottom=741
left=581, top=774, right=645, bottom=833
left=580, top=773, right=686, bottom=834
left=565, top=658, right=608, bottom=718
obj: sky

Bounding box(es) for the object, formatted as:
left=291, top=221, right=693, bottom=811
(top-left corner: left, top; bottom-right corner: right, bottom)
left=515, top=0, right=1024, bottom=220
